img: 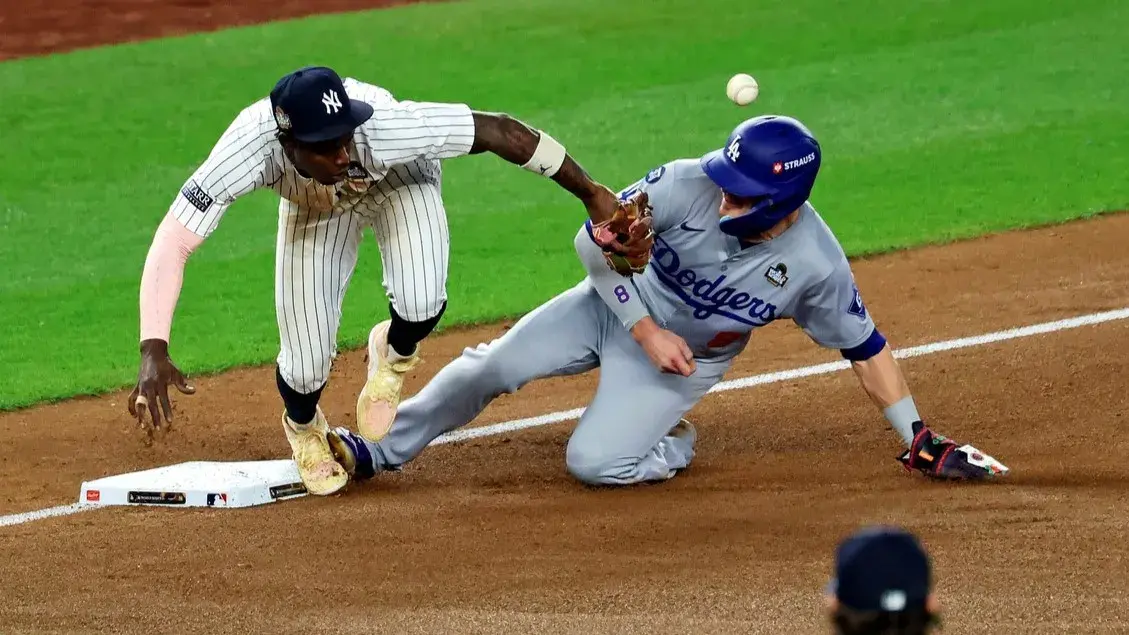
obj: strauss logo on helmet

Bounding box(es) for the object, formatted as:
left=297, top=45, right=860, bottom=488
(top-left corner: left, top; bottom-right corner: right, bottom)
left=700, top=114, right=823, bottom=237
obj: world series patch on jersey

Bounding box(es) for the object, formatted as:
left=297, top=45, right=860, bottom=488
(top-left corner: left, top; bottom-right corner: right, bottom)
left=764, top=263, right=789, bottom=288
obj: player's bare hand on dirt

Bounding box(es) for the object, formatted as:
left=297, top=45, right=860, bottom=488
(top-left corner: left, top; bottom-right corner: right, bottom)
left=127, top=339, right=196, bottom=442
left=631, top=317, right=696, bottom=376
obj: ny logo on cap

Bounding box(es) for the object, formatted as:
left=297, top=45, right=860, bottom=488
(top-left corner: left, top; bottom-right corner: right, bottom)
left=322, top=90, right=343, bottom=114
left=726, top=135, right=742, bottom=162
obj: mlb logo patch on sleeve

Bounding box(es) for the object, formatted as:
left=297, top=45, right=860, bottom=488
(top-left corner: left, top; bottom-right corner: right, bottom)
left=181, top=180, right=215, bottom=213
left=848, top=286, right=867, bottom=318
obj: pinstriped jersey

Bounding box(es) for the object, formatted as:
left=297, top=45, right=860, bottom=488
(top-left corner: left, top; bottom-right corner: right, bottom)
left=168, top=78, right=476, bottom=238
left=616, top=159, right=876, bottom=361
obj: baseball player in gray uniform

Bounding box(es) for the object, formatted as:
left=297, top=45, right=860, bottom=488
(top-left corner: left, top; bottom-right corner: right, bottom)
left=126, top=66, right=647, bottom=496
left=325, top=114, right=1010, bottom=486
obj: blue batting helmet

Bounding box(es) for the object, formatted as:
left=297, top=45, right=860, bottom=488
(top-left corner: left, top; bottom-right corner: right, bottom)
left=700, top=115, right=822, bottom=237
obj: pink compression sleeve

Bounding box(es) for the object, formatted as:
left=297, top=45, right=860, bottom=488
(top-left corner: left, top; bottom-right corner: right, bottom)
left=139, top=212, right=204, bottom=343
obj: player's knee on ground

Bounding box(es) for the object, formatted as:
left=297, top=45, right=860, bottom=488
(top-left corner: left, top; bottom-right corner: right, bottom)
left=565, top=459, right=618, bottom=485
left=565, top=439, right=633, bottom=485
left=565, top=423, right=695, bottom=486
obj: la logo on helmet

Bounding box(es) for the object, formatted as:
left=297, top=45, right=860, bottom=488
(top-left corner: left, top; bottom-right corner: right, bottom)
left=726, top=135, right=741, bottom=162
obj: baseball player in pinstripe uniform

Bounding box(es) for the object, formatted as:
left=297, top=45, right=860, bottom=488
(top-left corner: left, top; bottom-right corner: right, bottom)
left=127, top=66, right=647, bottom=496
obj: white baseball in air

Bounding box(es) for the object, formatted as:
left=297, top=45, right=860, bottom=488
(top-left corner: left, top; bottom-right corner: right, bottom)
left=726, top=73, right=759, bottom=106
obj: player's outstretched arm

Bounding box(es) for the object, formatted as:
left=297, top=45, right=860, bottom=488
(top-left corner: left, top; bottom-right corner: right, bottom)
left=461, top=111, right=653, bottom=264
left=847, top=342, right=919, bottom=442
left=469, top=111, right=609, bottom=207
left=848, top=336, right=1010, bottom=479
left=797, top=260, right=1008, bottom=479
left=468, top=111, right=648, bottom=255
left=125, top=106, right=268, bottom=440
left=791, top=267, right=922, bottom=445
left=128, top=212, right=202, bottom=442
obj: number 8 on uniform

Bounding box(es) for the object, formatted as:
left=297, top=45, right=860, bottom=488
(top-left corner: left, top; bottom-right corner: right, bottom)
left=614, top=285, right=630, bottom=303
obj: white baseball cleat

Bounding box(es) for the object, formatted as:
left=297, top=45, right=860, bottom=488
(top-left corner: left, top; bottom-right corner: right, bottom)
left=355, top=320, right=420, bottom=441
left=282, top=406, right=348, bottom=496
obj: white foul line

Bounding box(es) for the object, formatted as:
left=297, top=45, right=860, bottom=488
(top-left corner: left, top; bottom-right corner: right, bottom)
left=0, top=502, right=96, bottom=528
left=431, top=307, right=1129, bottom=442
left=2, top=307, right=1127, bottom=528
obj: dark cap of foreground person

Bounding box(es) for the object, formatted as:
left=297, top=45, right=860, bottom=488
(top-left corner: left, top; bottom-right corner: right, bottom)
left=825, top=525, right=941, bottom=635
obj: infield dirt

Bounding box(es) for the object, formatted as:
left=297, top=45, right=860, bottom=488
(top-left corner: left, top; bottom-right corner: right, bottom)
left=1, top=1, right=1128, bottom=632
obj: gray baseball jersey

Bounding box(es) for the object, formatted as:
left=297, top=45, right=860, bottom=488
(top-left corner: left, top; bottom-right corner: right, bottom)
left=354, top=158, right=877, bottom=485
left=600, top=158, right=876, bottom=362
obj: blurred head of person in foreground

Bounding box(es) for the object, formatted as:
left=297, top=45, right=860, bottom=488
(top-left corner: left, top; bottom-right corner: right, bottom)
left=826, top=525, right=942, bottom=635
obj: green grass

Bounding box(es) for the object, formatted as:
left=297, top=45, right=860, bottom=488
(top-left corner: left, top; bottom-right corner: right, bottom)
left=0, top=0, right=1126, bottom=409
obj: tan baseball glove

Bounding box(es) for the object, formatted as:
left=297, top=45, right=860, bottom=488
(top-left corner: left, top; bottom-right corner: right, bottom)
left=589, top=191, right=655, bottom=276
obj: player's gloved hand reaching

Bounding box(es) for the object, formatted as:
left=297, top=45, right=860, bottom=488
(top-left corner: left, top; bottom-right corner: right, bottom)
left=897, top=421, right=1009, bottom=480
left=127, top=339, right=196, bottom=444
left=590, top=191, right=655, bottom=276
left=631, top=317, right=696, bottom=376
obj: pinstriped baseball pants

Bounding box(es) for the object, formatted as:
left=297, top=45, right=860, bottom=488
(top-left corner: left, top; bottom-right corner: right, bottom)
left=275, top=160, right=449, bottom=394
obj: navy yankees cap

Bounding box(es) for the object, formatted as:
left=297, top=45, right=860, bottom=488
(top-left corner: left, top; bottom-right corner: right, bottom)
left=269, top=66, right=374, bottom=143
left=827, top=525, right=932, bottom=613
